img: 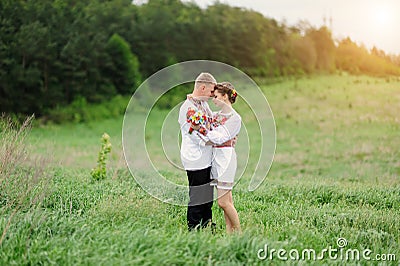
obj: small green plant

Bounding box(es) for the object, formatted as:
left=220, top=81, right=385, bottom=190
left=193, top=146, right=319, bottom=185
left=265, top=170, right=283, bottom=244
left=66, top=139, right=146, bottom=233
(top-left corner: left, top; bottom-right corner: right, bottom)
left=91, top=133, right=112, bottom=180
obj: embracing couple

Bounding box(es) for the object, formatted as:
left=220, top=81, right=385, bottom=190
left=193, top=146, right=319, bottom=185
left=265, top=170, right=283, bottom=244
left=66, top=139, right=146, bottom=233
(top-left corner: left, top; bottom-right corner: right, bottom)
left=178, top=72, right=241, bottom=234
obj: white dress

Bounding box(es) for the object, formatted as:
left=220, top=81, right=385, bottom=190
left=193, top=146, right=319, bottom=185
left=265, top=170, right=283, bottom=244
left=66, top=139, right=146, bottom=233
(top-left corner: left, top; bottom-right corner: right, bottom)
left=202, top=110, right=241, bottom=190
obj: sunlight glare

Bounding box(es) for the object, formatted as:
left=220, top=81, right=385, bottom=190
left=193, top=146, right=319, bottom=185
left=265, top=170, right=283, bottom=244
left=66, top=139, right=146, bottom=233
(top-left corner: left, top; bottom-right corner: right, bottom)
left=373, top=5, right=392, bottom=27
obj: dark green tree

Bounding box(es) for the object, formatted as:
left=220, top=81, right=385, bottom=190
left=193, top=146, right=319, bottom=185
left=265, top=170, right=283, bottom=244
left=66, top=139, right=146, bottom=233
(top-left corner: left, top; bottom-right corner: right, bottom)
left=106, top=34, right=141, bottom=95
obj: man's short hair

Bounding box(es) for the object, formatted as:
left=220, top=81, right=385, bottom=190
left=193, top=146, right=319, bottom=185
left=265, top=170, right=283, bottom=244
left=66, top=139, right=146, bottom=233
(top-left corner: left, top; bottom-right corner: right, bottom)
left=195, top=72, right=216, bottom=89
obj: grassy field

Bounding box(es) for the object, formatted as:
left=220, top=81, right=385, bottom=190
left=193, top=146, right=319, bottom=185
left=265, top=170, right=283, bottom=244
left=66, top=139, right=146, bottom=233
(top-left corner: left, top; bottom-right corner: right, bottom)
left=1, top=75, right=399, bottom=265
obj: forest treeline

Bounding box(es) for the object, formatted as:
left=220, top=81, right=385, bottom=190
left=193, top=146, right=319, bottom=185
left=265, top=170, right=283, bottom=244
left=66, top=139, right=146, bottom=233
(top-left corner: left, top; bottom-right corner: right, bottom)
left=1, top=0, right=400, bottom=116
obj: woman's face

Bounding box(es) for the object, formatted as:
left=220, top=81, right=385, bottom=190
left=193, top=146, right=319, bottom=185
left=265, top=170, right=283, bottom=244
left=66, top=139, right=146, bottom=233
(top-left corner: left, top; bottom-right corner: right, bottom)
left=212, top=90, right=228, bottom=108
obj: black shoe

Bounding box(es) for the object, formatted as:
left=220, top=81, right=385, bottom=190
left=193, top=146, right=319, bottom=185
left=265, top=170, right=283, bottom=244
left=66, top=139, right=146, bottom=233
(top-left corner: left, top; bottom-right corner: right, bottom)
left=201, top=219, right=212, bottom=229
left=210, top=222, right=216, bottom=235
left=202, top=220, right=217, bottom=234
left=188, top=223, right=199, bottom=231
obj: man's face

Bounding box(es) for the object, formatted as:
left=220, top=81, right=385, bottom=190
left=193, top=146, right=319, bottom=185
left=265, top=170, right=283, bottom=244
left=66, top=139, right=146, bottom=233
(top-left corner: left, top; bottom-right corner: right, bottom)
left=195, top=82, right=216, bottom=100
left=206, top=83, right=216, bottom=98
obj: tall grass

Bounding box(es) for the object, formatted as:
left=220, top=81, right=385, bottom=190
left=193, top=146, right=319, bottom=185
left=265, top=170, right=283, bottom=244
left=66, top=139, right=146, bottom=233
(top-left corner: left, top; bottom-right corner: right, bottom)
left=2, top=75, right=399, bottom=265
left=0, top=115, right=52, bottom=246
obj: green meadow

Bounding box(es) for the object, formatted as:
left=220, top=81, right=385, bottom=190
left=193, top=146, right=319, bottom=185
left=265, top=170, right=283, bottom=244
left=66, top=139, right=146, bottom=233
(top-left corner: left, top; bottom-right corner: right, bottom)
left=1, top=75, right=399, bottom=265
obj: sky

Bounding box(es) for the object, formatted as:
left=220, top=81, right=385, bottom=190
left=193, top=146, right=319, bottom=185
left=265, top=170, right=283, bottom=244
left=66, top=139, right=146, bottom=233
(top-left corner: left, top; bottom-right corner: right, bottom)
left=178, top=0, right=400, bottom=55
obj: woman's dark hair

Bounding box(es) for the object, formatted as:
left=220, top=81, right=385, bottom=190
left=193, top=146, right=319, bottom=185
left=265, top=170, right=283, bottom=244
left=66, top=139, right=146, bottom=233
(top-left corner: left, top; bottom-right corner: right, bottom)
left=214, top=82, right=238, bottom=104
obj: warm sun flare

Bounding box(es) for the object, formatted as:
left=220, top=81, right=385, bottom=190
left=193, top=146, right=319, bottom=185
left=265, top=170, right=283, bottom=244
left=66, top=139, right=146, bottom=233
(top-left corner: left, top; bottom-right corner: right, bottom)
left=364, top=1, right=398, bottom=45
left=373, top=5, right=393, bottom=27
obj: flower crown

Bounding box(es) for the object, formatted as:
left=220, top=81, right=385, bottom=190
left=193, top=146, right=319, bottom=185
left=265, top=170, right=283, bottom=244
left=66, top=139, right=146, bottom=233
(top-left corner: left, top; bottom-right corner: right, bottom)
left=215, top=83, right=238, bottom=101
left=230, top=89, right=237, bottom=100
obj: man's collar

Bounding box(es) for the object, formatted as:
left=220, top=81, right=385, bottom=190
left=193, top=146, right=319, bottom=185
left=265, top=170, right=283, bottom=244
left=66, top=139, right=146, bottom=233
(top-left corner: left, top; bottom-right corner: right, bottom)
left=187, top=94, right=202, bottom=103
left=187, top=94, right=209, bottom=103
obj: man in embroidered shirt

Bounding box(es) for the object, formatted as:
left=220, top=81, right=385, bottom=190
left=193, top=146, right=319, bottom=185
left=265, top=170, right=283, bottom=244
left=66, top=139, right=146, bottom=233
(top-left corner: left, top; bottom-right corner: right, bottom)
left=178, top=72, right=216, bottom=230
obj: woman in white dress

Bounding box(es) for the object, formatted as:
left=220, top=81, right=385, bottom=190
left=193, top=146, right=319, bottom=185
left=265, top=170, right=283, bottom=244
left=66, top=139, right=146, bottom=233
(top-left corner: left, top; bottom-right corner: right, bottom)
left=195, top=82, right=241, bottom=233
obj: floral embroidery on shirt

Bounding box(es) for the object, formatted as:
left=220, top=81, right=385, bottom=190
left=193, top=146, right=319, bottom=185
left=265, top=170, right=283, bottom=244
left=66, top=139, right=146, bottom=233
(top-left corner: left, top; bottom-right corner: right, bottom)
left=211, top=112, right=233, bottom=128
left=187, top=95, right=213, bottom=129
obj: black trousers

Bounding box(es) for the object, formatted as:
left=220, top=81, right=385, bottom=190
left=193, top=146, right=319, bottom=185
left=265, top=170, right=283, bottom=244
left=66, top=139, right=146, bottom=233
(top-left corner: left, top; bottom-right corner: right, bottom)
left=187, top=166, right=214, bottom=230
